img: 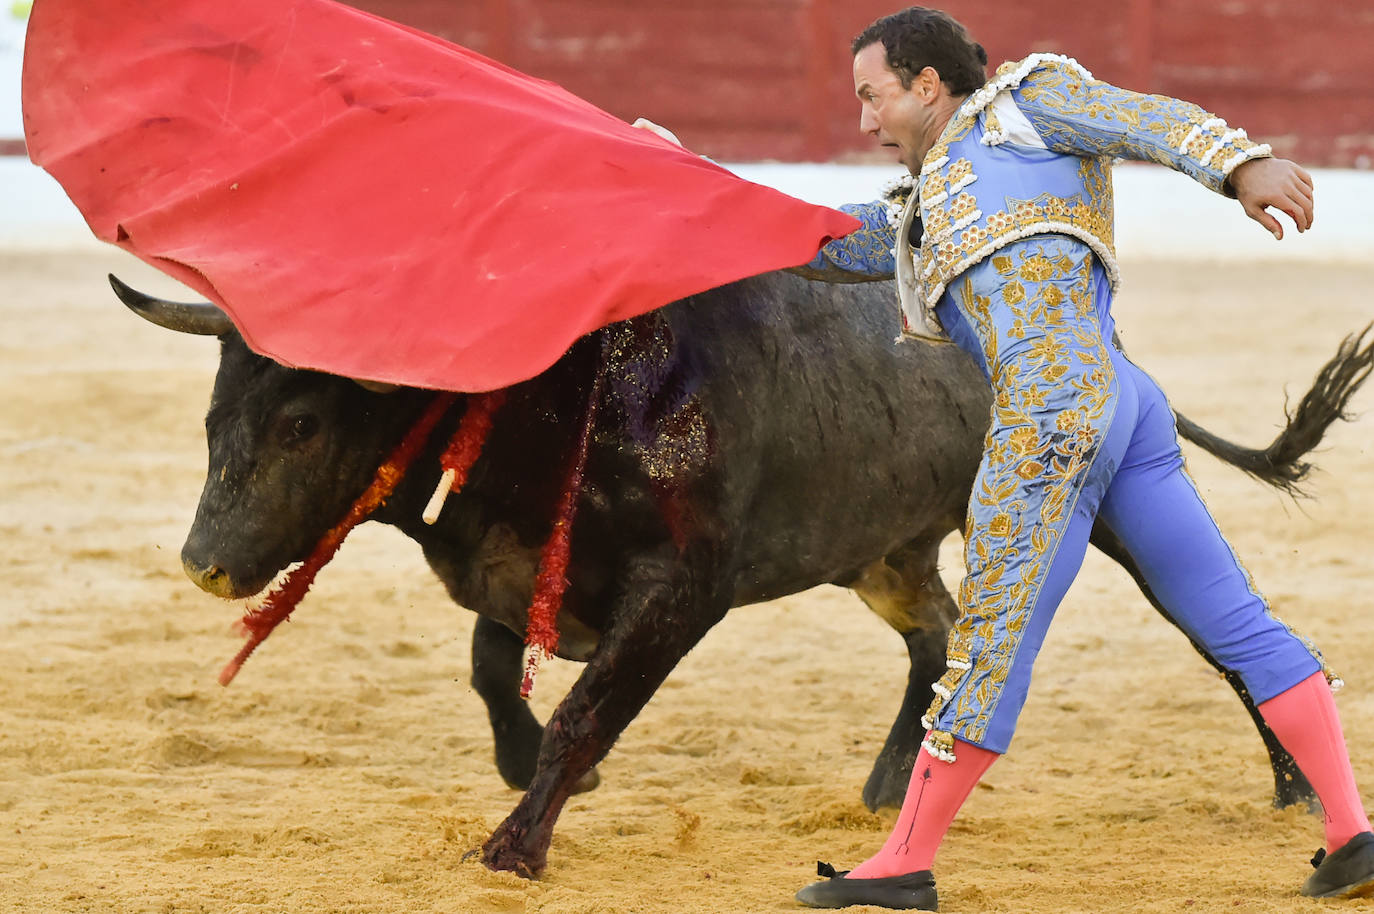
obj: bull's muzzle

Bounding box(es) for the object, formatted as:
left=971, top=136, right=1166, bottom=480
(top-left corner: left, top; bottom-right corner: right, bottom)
left=181, top=554, right=238, bottom=599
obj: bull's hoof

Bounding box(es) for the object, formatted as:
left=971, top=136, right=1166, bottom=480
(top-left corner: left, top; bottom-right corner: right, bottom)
left=862, top=753, right=915, bottom=812
left=1272, top=771, right=1320, bottom=814
left=1275, top=786, right=1322, bottom=815
left=482, top=822, right=548, bottom=879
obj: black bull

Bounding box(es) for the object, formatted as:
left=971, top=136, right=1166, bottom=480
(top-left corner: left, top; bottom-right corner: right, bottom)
left=113, top=269, right=1372, bottom=878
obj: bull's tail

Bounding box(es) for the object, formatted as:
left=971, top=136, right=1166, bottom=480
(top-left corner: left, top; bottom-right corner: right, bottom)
left=1175, top=323, right=1374, bottom=495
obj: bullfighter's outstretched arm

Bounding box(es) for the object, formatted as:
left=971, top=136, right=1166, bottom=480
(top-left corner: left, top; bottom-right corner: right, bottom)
left=788, top=199, right=898, bottom=283
left=1006, top=56, right=1272, bottom=195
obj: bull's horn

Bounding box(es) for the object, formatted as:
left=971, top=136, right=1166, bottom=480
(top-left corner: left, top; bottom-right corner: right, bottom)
left=109, top=273, right=235, bottom=336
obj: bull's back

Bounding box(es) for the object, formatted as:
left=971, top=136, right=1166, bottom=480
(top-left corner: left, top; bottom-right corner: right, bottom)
left=667, top=272, right=989, bottom=604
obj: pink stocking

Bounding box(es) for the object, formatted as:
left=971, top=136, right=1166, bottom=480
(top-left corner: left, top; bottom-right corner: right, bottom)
left=1259, top=671, right=1371, bottom=852
left=848, top=738, right=1000, bottom=879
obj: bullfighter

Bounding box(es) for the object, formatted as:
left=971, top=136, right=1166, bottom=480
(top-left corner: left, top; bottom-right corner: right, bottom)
left=791, top=7, right=1372, bottom=910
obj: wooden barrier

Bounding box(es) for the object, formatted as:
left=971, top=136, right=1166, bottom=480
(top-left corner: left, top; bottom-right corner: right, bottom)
left=351, top=0, right=1374, bottom=168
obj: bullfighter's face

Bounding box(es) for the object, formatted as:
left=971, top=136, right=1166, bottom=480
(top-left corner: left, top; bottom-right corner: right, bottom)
left=852, top=41, right=950, bottom=175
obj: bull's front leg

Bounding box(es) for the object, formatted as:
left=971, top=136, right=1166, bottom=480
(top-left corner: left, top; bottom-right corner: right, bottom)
left=470, top=615, right=599, bottom=795
left=471, top=615, right=546, bottom=790
left=481, top=548, right=730, bottom=877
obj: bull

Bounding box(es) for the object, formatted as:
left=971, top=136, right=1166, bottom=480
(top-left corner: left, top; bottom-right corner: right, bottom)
left=111, top=269, right=1371, bottom=878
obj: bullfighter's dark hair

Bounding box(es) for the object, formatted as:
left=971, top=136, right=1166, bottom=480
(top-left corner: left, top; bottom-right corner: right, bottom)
left=852, top=7, right=988, bottom=96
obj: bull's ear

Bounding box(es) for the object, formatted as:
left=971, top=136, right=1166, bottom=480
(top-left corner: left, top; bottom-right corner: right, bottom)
left=354, top=379, right=402, bottom=394
left=109, top=274, right=235, bottom=336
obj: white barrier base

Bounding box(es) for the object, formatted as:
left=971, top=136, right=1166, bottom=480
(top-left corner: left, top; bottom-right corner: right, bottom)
left=3, top=156, right=1371, bottom=261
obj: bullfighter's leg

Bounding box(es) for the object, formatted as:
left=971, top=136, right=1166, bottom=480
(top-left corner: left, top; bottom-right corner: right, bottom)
left=1090, top=356, right=1373, bottom=887
left=913, top=239, right=1133, bottom=765
left=799, top=239, right=1140, bottom=907
left=847, top=515, right=1318, bottom=815
left=847, top=534, right=960, bottom=811
left=481, top=546, right=731, bottom=877
left=470, top=615, right=599, bottom=795
left=1087, top=522, right=1316, bottom=810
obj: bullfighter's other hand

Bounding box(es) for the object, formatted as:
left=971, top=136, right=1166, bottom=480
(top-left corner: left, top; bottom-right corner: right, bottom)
left=1228, top=157, right=1314, bottom=240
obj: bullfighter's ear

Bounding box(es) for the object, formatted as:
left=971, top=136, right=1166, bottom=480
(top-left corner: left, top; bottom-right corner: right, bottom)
left=354, top=379, right=402, bottom=394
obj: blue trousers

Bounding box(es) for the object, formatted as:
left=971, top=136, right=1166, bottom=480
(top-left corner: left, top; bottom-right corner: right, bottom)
left=919, top=235, right=1326, bottom=760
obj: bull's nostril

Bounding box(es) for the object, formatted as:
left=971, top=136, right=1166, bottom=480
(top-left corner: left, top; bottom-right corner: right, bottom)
left=183, top=557, right=236, bottom=598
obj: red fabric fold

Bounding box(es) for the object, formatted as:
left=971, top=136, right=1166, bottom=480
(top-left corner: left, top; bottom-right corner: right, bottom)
left=22, top=0, right=858, bottom=391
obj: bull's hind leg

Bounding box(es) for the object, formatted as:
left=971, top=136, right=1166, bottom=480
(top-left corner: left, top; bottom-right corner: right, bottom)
left=847, top=533, right=959, bottom=811
left=1088, top=522, right=1317, bottom=810
left=470, top=615, right=600, bottom=795
left=481, top=547, right=731, bottom=877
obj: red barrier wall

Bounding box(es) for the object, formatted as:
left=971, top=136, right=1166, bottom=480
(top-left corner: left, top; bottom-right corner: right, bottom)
left=359, top=1, right=1373, bottom=167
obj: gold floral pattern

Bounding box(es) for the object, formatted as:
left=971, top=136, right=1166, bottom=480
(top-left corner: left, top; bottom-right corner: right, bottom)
left=1017, top=62, right=1271, bottom=194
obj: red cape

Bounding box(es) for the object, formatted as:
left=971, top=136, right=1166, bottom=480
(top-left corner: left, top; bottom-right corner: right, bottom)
left=22, top=0, right=858, bottom=391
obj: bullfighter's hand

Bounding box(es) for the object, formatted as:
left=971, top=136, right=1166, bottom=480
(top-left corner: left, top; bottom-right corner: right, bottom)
left=1228, top=157, right=1314, bottom=240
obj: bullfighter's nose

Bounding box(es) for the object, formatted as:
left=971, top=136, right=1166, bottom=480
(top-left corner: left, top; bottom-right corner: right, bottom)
left=182, top=556, right=237, bottom=599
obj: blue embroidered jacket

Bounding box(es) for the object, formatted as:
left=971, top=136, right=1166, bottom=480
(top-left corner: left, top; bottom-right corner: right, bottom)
left=794, top=54, right=1273, bottom=340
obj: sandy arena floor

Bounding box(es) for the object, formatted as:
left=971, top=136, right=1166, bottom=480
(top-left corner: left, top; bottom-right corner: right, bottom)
left=2, top=249, right=1373, bottom=914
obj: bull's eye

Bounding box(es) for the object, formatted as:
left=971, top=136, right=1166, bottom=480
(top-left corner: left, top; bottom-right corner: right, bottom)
left=280, top=413, right=320, bottom=447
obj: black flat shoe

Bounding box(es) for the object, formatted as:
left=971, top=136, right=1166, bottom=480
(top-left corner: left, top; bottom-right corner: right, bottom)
left=795, top=861, right=938, bottom=910
left=1302, top=831, right=1374, bottom=898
